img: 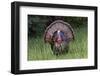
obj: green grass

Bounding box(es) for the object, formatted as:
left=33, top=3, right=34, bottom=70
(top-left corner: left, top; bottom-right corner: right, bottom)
left=28, top=27, right=88, bottom=60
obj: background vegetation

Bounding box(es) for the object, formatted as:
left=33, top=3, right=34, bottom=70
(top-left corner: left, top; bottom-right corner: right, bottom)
left=28, top=15, right=88, bottom=60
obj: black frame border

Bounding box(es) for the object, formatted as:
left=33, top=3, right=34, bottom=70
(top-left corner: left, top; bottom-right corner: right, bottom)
left=11, top=1, right=98, bottom=74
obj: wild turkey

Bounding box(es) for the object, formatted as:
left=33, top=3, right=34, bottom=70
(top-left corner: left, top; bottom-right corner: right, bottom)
left=44, top=20, right=74, bottom=55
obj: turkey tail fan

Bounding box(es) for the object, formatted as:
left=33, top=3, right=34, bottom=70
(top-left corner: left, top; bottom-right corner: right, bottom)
left=44, top=20, right=75, bottom=44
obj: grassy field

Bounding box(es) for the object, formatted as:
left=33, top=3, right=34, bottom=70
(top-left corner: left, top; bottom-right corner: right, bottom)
left=28, top=27, right=88, bottom=61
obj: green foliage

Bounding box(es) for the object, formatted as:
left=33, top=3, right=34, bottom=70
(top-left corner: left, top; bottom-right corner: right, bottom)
left=64, top=17, right=87, bottom=28
left=28, top=15, right=87, bottom=38
left=28, top=27, right=87, bottom=60
left=28, top=15, right=50, bottom=37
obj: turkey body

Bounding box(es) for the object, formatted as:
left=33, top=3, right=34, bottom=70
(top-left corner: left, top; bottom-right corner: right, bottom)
left=44, top=20, right=74, bottom=55
left=51, top=30, right=69, bottom=55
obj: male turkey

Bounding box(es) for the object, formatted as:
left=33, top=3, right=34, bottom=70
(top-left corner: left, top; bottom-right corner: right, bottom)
left=44, top=20, right=74, bottom=55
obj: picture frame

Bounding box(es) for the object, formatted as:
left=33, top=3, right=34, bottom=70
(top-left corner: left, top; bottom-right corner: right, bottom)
left=11, top=1, right=98, bottom=74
